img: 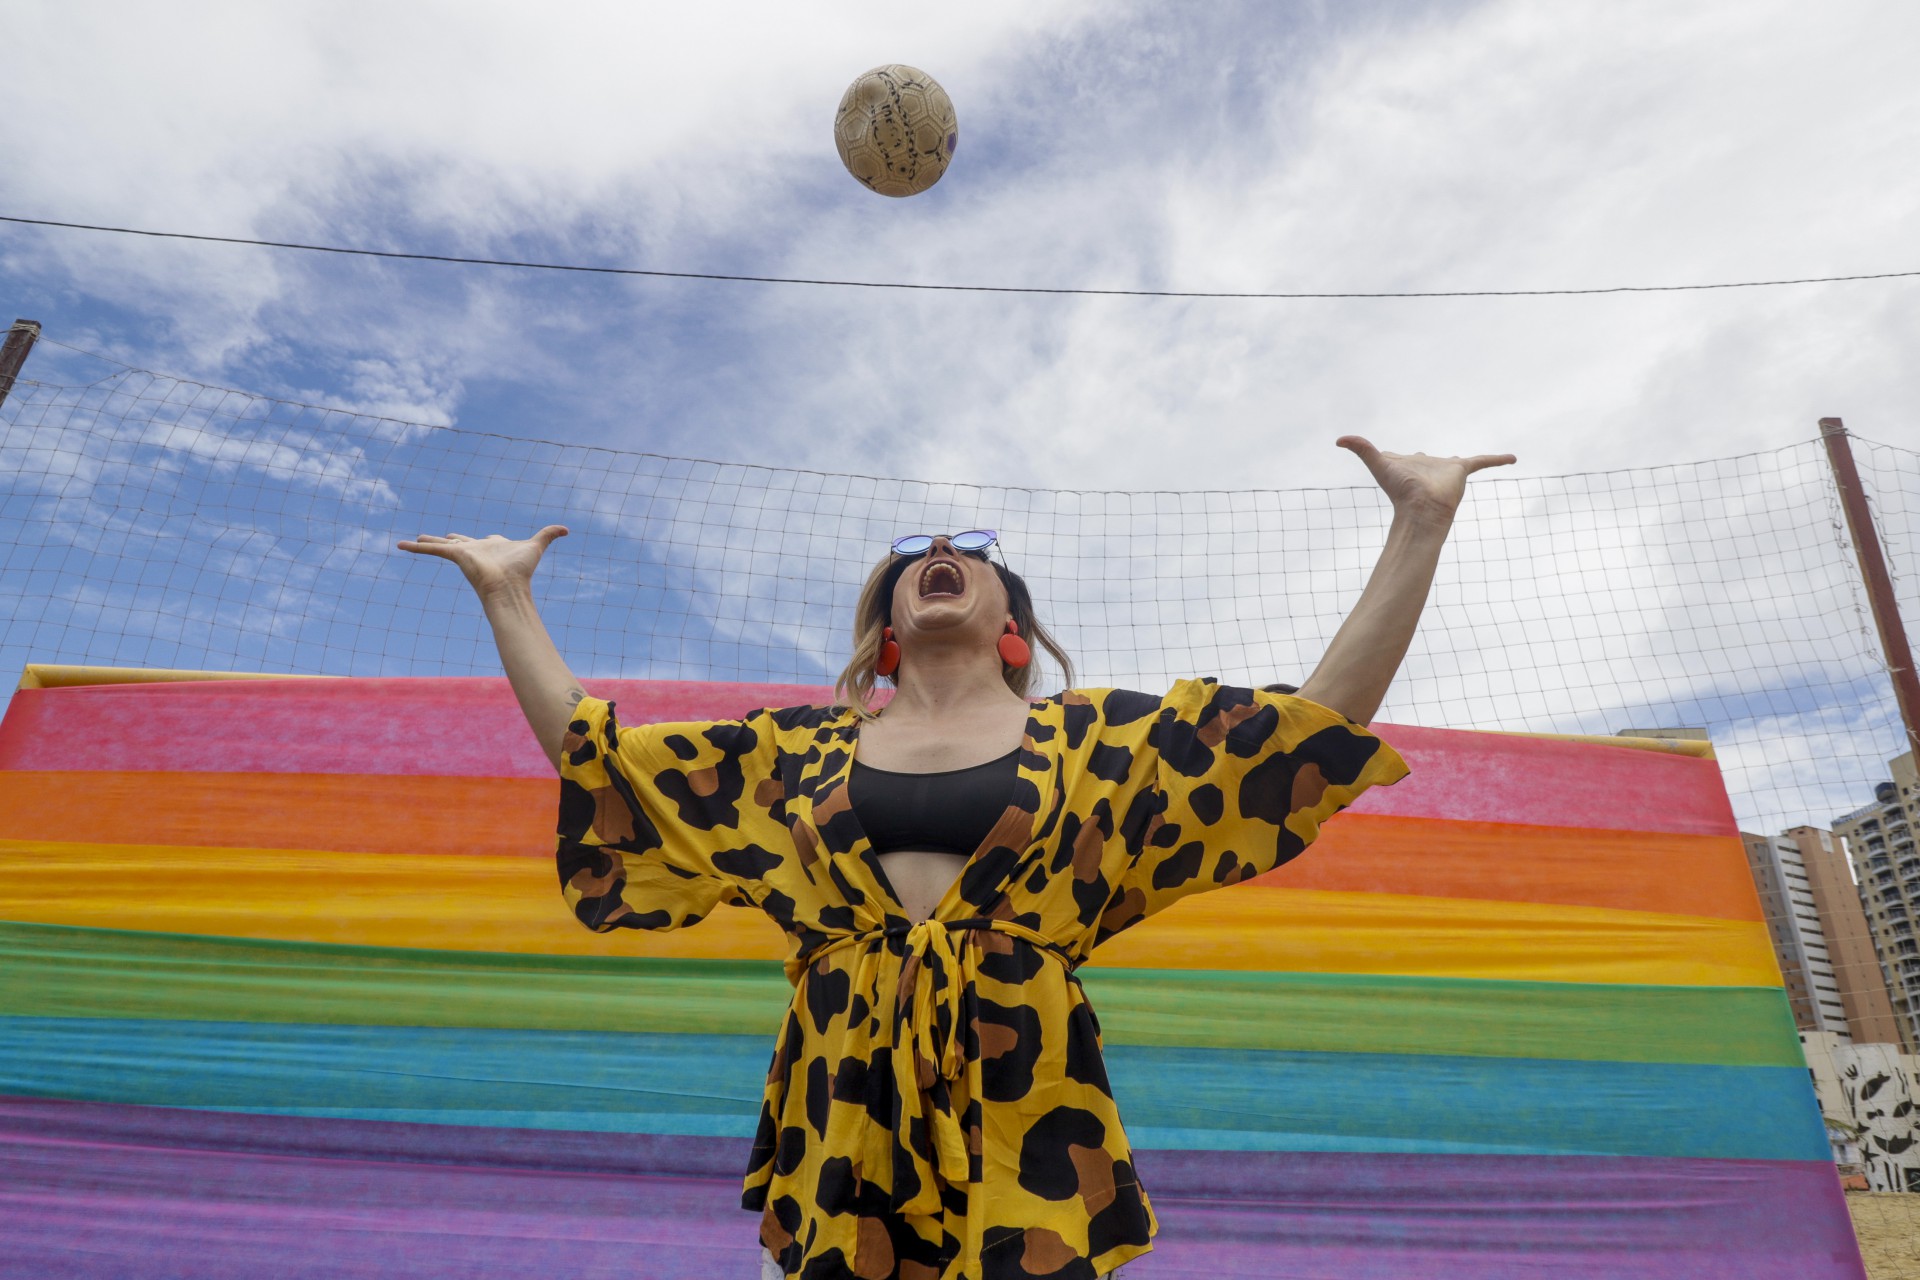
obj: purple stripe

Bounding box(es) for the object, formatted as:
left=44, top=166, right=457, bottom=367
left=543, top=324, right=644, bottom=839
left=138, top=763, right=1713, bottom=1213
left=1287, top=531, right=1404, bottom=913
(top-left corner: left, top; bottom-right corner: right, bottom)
left=1131, top=1148, right=1864, bottom=1278
left=0, top=1094, right=748, bottom=1178
left=1, top=1098, right=754, bottom=1280
left=0, top=1099, right=1864, bottom=1279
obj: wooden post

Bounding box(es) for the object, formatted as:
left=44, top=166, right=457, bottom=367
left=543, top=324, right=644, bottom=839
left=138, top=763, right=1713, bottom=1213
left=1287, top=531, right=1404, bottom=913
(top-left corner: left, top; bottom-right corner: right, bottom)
left=1822, top=417, right=1920, bottom=757
left=0, top=318, right=42, bottom=410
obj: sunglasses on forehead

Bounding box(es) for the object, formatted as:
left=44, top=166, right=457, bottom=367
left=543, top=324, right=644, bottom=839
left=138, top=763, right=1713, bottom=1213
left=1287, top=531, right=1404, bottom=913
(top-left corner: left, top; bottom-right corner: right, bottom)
left=889, top=530, right=998, bottom=558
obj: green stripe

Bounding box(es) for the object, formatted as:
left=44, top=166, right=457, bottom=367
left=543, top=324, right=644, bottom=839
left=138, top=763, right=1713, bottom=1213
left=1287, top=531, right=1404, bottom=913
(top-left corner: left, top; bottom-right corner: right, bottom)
left=0, top=920, right=1802, bottom=1067
left=1081, top=967, right=1802, bottom=1066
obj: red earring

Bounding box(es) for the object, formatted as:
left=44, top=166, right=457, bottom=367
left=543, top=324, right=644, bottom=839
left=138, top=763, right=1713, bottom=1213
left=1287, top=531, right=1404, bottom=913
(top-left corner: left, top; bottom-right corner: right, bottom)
left=875, top=626, right=901, bottom=678
left=997, top=619, right=1031, bottom=669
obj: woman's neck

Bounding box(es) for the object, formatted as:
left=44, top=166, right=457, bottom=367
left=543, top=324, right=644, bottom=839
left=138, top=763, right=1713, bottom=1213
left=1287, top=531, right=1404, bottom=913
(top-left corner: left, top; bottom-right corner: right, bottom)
left=885, top=645, right=1024, bottom=721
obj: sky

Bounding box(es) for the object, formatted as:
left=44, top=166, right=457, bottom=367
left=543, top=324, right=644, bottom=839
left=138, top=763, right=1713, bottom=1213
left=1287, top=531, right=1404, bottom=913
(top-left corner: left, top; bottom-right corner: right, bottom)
left=2, top=0, right=1919, bottom=833
left=3, top=0, right=1917, bottom=487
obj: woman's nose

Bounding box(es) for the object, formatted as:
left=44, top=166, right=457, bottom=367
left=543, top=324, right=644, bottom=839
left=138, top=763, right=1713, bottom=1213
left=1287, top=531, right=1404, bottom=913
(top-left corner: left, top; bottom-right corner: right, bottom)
left=929, top=536, right=955, bottom=555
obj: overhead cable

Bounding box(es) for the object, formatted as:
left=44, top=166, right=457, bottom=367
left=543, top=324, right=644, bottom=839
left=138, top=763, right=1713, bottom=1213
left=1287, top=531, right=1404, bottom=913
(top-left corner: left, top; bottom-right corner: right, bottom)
left=4, top=213, right=1917, bottom=300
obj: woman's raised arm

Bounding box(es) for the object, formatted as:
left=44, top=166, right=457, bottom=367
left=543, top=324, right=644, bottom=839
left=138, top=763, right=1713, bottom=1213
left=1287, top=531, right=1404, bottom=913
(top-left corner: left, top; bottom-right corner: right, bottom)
left=1294, top=438, right=1514, bottom=726
left=397, top=525, right=585, bottom=771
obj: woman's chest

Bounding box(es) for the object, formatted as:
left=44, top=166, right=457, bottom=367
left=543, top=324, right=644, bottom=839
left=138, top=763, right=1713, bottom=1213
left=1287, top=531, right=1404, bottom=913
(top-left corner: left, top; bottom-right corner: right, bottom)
left=851, top=702, right=1032, bottom=772
left=749, top=702, right=1136, bottom=927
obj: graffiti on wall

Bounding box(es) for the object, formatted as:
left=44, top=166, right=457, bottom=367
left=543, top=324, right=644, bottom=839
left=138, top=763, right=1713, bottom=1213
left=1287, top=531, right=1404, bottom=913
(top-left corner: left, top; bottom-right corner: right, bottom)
left=1836, top=1044, right=1919, bottom=1193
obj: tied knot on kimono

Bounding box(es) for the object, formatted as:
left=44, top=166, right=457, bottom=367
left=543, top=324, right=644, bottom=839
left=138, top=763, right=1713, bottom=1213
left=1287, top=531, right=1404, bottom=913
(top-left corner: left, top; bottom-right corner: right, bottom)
left=881, top=918, right=971, bottom=1216
left=805, top=917, right=1070, bottom=1218
left=899, top=918, right=969, bottom=1089
left=888, top=918, right=1074, bottom=1216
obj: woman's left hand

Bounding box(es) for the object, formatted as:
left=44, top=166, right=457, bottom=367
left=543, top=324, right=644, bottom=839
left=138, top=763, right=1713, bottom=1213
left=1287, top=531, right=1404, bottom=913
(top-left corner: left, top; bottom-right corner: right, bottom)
left=1337, top=436, right=1516, bottom=527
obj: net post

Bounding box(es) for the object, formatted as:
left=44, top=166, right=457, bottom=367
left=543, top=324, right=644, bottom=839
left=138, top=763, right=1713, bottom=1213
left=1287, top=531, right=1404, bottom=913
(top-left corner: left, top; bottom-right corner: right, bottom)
left=1820, top=416, right=1920, bottom=756
left=0, top=318, right=42, bottom=410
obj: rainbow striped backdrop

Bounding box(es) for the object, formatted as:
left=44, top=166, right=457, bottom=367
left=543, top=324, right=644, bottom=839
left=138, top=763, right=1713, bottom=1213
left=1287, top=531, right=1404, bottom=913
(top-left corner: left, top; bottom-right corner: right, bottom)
left=0, top=671, right=1865, bottom=1278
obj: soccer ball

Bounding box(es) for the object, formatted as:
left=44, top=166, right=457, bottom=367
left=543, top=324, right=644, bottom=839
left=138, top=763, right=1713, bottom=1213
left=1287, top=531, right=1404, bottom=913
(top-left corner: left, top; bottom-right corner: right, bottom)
left=833, top=65, right=958, bottom=198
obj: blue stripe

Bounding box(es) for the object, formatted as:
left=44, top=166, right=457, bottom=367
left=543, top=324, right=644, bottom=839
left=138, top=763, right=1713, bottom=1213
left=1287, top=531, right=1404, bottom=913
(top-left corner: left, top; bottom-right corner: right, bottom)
left=1109, top=1041, right=1828, bottom=1159
left=0, top=1017, right=1829, bottom=1161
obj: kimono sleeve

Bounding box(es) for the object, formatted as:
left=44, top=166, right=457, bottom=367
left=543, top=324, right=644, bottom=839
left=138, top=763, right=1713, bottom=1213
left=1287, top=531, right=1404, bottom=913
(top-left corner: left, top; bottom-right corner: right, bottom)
left=1105, top=678, right=1409, bottom=933
left=554, top=694, right=765, bottom=933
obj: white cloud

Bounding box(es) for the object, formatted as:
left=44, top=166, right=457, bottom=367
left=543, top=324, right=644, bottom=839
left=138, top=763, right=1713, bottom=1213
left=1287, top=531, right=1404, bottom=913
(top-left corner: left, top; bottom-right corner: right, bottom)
left=734, top=0, right=1920, bottom=490
left=1, top=0, right=1107, bottom=397
left=8, top=0, right=1914, bottom=480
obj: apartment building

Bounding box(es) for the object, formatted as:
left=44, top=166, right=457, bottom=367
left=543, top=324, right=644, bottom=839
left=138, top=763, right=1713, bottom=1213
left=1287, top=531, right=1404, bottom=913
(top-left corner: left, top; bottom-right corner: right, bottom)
left=1742, top=830, right=1849, bottom=1035
left=1833, top=751, right=1920, bottom=1052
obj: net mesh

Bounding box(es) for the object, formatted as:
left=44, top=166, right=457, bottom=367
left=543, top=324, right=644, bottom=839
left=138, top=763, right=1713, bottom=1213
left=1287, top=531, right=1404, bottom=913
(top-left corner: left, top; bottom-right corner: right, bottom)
left=7, top=356, right=1920, bottom=1191
left=1, top=364, right=1914, bottom=841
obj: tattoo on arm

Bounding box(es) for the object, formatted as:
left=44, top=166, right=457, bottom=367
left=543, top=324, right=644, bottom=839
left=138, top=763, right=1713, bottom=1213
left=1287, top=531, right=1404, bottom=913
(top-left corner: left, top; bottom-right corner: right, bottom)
left=565, top=686, right=587, bottom=709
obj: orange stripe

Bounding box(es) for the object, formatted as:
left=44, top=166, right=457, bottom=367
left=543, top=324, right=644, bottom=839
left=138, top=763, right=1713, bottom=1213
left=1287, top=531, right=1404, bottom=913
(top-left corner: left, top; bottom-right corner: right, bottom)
left=0, top=774, right=1764, bottom=920
left=0, top=771, right=552, bottom=860
left=1272, top=814, right=1764, bottom=921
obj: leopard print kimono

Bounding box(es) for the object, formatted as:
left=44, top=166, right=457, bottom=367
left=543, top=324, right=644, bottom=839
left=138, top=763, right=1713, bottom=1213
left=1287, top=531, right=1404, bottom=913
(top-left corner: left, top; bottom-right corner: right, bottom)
left=556, top=678, right=1407, bottom=1280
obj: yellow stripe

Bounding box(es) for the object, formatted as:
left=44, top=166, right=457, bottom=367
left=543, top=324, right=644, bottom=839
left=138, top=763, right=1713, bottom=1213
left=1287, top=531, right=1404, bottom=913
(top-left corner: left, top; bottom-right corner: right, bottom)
left=1093, top=885, right=1781, bottom=987
left=1489, top=729, right=1717, bottom=760
left=16, top=664, right=334, bottom=690
left=0, top=839, right=788, bottom=960
left=0, top=839, right=1777, bottom=986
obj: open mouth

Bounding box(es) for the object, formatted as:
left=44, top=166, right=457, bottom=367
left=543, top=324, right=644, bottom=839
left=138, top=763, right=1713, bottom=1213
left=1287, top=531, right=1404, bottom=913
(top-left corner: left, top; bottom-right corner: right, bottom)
left=918, top=559, right=966, bottom=598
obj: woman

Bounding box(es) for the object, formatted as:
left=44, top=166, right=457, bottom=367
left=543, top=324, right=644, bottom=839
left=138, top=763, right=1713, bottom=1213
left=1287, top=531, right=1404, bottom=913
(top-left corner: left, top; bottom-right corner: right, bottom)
left=400, top=436, right=1512, bottom=1280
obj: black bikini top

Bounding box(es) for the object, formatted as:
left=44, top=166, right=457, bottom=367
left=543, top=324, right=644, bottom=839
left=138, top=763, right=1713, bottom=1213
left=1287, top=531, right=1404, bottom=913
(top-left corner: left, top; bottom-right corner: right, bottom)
left=848, top=748, right=1021, bottom=857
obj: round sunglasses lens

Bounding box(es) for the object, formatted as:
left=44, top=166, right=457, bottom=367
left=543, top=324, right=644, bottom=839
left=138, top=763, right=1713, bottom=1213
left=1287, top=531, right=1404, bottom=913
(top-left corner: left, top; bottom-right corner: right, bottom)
left=892, top=535, right=934, bottom=556
left=951, top=530, right=995, bottom=551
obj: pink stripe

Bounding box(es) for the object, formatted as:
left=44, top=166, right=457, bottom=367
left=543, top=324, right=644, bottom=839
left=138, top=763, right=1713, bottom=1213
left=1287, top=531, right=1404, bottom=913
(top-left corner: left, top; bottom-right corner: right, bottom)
left=0, top=679, right=1735, bottom=834
left=0, top=1099, right=1865, bottom=1280
left=1349, top=723, right=1740, bottom=835
left=0, top=677, right=825, bottom=780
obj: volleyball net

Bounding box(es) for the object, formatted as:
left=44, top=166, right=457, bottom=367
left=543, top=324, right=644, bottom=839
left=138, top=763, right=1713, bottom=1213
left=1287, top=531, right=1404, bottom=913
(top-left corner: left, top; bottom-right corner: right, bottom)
left=1, top=361, right=1915, bottom=841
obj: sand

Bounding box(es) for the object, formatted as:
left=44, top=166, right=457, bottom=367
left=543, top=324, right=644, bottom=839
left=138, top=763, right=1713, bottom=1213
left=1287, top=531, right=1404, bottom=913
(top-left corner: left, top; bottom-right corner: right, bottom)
left=1848, top=1193, right=1920, bottom=1280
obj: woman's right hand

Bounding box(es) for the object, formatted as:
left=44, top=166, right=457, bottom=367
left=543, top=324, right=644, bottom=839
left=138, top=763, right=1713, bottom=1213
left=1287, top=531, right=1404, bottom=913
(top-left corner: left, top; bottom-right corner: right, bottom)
left=397, top=525, right=569, bottom=597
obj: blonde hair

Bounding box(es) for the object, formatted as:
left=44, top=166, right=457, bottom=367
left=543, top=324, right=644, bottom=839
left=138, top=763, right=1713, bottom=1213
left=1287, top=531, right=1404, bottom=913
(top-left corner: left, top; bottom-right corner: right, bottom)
left=834, top=551, right=1074, bottom=717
